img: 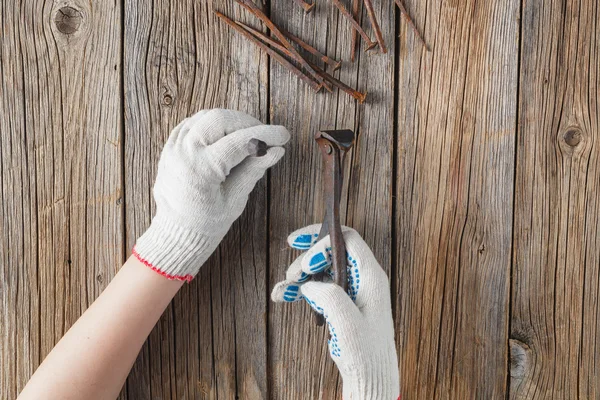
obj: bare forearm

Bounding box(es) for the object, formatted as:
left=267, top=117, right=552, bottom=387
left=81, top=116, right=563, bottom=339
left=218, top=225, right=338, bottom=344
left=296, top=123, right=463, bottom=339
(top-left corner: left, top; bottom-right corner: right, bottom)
left=19, top=257, right=183, bottom=400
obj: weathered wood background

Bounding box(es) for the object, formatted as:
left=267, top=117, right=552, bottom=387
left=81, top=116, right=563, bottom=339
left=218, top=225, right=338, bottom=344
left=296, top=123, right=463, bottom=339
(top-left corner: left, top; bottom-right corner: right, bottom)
left=1, top=0, right=599, bottom=398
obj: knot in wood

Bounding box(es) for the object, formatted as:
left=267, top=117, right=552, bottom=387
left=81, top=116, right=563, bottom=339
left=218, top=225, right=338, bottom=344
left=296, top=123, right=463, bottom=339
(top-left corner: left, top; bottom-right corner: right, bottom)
left=162, top=94, right=174, bottom=106
left=563, top=128, right=582, bottom=147
left=509, top=338, right=531, bottom=382
left=55, top=6, right=83, bottom=34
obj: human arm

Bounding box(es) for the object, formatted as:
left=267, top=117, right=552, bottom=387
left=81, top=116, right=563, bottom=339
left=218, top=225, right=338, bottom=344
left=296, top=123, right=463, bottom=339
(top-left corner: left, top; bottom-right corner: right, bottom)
left=19, top=109, right=290, bottom=400
left=18, top=256, right=183, bottom=400
left=271, top=225, right=401, bottom=400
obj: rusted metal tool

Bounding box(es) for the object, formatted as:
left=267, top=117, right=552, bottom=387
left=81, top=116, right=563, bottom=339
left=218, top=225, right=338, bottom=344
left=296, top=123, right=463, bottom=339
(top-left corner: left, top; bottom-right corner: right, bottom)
left=313, top=129, right=355, bottom=325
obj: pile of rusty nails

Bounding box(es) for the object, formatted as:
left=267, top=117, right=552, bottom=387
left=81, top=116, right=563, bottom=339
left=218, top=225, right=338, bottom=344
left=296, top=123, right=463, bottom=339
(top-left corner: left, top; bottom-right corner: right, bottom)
left=215, top=0, right=427, bottom=104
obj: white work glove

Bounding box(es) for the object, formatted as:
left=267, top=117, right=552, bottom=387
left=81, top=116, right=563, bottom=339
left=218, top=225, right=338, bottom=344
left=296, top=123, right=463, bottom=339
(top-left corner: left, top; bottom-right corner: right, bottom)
left=134, top=109, right=290, bottom=281
left=272, top=224, right=400, bottom=400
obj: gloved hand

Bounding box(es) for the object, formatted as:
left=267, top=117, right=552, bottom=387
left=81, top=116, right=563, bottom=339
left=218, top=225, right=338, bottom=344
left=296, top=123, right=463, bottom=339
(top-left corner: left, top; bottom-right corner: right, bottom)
left=133, top=109, right=290, bottom=282
left=271, top=225, right=400, bottom=400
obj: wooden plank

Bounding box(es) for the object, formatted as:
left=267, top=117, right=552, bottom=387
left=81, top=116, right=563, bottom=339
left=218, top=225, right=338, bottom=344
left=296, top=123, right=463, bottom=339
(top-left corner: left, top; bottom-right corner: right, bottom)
left=267, top=0, right=395, bottom=397
left=123, top=0, right=269, bottom=398
left=395, top=0, right=519, bottom=397
left=0, top=0, right=123, bottom=398
left=510, top=0, right=600, bottom=397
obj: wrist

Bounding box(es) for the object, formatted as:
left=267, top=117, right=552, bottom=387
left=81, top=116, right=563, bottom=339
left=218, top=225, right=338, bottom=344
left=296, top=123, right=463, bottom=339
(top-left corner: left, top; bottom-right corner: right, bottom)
left=133, top=214, right=217, bottom=282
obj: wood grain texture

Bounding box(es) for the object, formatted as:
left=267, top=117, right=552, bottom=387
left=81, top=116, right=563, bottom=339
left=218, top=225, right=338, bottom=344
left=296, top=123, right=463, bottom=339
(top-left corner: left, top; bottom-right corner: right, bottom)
left=511, top=0, right=600, bottom=398
left=0, top=0, right=123, bottom=398
left=267, top=0, right=395, bottom=398
left=123, top=0, right=269, bottom=398
left=267, top=2, right=347, bottom=398
left=3, top=0, right=600, bottom=398
left=395, top=0, right=519, bottom=398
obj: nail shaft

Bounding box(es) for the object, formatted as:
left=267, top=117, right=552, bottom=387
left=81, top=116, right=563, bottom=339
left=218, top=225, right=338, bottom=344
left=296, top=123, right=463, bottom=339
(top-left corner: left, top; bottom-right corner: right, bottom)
left=362, top=0, right=387, bottom=53
left=283, top=30, right=342, bottom=71
left=331, top=0, right=377, bottom=51
left=238, top=22, right=334, bottom=92
left=240, top=23, right=365, bottom=102
left=293, top=0, right=316, bottom=13
left=214, top=11, right=322, bottom=92
left=313, top=63, right=367, bottom=103
left=236, top=0, right=325, bottom=83
left=350, top=0, right=360, bottom=62
left=225, top=14, right=365, bottom=102
left=393, top=0, right=429, bottom=51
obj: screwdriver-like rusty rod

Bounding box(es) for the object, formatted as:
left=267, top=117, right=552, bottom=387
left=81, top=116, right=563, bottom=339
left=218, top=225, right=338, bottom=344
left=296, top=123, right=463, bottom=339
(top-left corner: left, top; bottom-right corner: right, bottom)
left=313, top=130, right=355, bottom=326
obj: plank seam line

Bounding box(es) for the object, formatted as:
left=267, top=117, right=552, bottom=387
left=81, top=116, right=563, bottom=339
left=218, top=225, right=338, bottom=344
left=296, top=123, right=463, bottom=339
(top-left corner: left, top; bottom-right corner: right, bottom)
left=265, top=1, right=272, bottom=398
left=574, top=0, right=590, bottom=395
left=390, top=0, right=400, bottom=346
left=506, top=0, right=524, bottom=396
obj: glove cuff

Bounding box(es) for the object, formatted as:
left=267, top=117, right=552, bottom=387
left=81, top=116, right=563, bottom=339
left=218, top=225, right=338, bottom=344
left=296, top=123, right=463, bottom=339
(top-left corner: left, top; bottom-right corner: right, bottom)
left=133, top=214, right=215, bottom=282
left=342, top=369, right=399, bottom=400
left=342, top=349, right=400, bottom=400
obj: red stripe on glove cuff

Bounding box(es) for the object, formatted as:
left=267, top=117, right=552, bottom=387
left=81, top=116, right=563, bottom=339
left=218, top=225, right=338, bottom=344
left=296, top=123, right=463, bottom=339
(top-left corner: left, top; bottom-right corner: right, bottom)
left=132, top=247, right=194, bottom=282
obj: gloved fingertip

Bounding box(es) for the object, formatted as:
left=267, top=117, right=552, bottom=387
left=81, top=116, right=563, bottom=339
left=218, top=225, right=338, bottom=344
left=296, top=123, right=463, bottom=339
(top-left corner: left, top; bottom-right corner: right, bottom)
left=165, top=119, right=188, bottom=146
left=266, top=125, right=291, bottom=146
left=271, top=280, right=302, bottom=303
left=285, top=256, right=308, bottom=281
left=302, top=249, right=331, bottom=274
left=262, top=146, right=286, bottom=166
left=270, top=282, right=286, bottom=302
left=245, top=146, right=285, bottom=172
left=300, top=281, right=359, bottom=318
left=244, top=148, right=285, bottom=185
left=287, top=224, right=322, bottom=249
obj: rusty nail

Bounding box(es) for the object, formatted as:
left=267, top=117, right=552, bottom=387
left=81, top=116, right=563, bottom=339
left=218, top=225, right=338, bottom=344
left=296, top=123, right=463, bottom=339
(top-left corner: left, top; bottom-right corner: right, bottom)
left=362, top=0, right=387, bottom=53
left=237, top=22, right=334, bottom=92
left=236, top=0, right=325, bottom=84
left=393, top=0, right=429, bottom=51
left=310, top=62, right=367, bottom=103
left=214, top=11, right=322, bottom=92
left=350, top=0, right=361, bottom=62
left=332, top=0, right=377, bottom=51
left=282, top=30, right=342, bottom=71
